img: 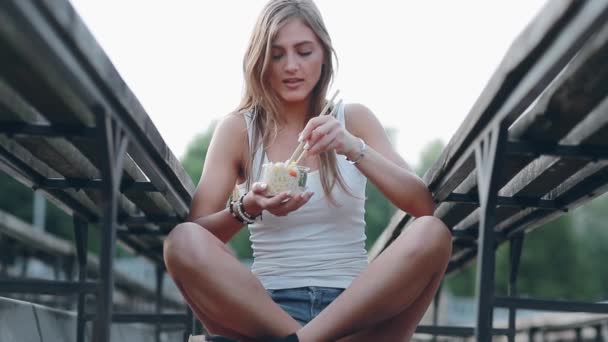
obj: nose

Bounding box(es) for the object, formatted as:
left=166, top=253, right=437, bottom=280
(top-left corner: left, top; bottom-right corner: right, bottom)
left=284, top=52, right=299, bottom=73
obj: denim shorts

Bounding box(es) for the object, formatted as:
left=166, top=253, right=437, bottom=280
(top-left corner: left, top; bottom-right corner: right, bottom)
left=267, top=286, right=345, bottom=325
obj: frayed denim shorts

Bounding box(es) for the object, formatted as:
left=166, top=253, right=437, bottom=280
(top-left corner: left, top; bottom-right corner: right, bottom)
left=267, top=286, right=345, bottom=326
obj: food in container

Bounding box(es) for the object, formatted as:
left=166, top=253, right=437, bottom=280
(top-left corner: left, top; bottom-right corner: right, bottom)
left=261, top=161, right=309, bottom=196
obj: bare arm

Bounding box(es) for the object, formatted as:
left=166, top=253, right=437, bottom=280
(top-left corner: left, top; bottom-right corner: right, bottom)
left=344, top=104, right=434, bottom=217
left=301, top=103, right=434, bottom=217
left=187, top=113, right=314, bottom=244
left=187, top=113, right=247, bottom=243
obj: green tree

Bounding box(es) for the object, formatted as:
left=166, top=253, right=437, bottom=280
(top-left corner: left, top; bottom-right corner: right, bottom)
left=415, top=139, right=445, bottom=177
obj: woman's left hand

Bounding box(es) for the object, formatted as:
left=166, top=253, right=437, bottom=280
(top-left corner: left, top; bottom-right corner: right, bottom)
left=299, top=115, right=359, bottom=157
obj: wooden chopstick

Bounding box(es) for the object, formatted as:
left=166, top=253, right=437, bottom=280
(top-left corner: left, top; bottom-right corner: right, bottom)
left=286, top=89, right=340, bottom=164
left=293, top=99, right=343, bottom=165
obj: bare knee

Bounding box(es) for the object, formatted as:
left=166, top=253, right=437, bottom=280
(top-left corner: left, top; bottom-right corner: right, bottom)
left=399, top=216, right=452, bottom=268
left=163, top=222, right=215, bottom=274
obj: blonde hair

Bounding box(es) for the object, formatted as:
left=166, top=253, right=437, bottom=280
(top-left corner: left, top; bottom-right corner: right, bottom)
left=237, top=0, right=351, bottom=204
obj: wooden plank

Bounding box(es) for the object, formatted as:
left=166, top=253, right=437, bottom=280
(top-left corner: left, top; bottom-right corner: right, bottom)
left=454, top=92, right=608, bottom=235
left=367, top=210, right=408, bottom=260
left=381, top=20, right=608, bottom=252
left=0, top=0, right=192, bottom=220
left=374, top=2, right=608, bottom=259
left=0, top=209, right=183, bottom=307
left=437, top=19, right=608, bottom=229
left=0, top=64, right=175, bottom=230
left=33, top=0, right=194, bottom=198
left=0, top=136, right=99, bottom=219
left=0, top=210, right=71, bottom=256
left=424, top=0, right=584, bottom=189
left=448, top=162, right=608, bottom=273
left=426, top=0, right=608, bottom=199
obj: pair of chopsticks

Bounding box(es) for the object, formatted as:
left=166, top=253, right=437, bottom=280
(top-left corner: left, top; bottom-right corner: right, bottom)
left=286, top=89, right=342, bottom=165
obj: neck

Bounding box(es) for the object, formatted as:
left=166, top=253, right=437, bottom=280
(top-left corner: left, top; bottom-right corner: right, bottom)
left=279, top=99, right=311, bottom=130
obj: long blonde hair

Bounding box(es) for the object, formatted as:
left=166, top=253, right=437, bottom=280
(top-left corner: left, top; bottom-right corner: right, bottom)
left=237, top=0, right=351, bottom=204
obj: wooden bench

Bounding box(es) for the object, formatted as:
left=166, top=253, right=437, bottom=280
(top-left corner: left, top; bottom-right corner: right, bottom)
left=370, top=1, right=608, bottom=340
left=0, top=1, right=197, bottom=341
left=0, top=209, right=184, bottom=310
left=516, top=313, right=608, bottom=341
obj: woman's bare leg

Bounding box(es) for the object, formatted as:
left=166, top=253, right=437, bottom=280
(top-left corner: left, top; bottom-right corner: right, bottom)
left=296, top=216, right=452, bottom=342
left=340, top=261, right=446, bottom=341
left=163, top=222, right=302, bottom=339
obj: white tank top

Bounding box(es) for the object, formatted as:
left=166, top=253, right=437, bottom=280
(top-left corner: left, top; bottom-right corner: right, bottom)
left=238, top=102, right=369, bottom=290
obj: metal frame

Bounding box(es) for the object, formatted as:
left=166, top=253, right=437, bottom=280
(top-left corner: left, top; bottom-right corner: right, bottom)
left=473, top=122, right=508, bottom=341
left=0, top=103, right=197, bottom=341
left=93, top=105, right=129, bottom=341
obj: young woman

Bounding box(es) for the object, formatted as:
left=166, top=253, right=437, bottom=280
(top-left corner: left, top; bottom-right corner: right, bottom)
left=163, top=0, right=452, bottom=341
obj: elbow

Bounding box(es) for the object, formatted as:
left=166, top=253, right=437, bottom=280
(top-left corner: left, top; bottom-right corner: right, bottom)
left=413, top=198, right=435, bottom=217
left=400, top=182, right=435, bottom=218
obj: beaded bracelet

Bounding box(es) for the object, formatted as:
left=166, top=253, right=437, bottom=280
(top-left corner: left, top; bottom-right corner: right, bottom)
left=238, top=193, right=261, bottom=222
left=228, top=198, right=247, bottom=224
left=227, top=192, right=261, bottom=224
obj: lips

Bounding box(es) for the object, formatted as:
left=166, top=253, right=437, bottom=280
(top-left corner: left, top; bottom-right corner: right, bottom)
left=283, top=78, right=304, bottom=89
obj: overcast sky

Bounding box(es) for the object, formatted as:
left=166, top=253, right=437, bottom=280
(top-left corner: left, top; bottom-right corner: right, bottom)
left=69, top=0, right=547, bottom=166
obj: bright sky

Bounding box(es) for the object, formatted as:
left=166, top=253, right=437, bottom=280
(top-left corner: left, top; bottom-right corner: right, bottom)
left=69, top=0, right=547, bottom=166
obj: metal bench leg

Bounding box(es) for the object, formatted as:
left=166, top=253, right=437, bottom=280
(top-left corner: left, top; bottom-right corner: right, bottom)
left=185, top=307, right=194, bottom=342
left=474, top=122, right=508, bottom=341
left=93, top=106, right=129, bottom=342
left=594, top=323, right=604, bottom=342
left=508, top=233, right=524, bottom=342
left=528, top=327, right=538, bottom=342
left=431, top=282, right=442, bottom=342
left=74, top=215, right=88, bottom=342
left=156, top=264, right=164, bottom=342
left=575, top=327, right=583, bottom=342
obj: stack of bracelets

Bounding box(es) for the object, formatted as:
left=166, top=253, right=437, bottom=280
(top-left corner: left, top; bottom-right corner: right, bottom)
left=228, top=192, right=261, bottom=224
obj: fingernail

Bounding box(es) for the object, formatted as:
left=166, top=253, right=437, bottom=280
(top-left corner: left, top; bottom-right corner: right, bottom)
left=285, top=191, right=292, bottom=196
left=260, top=183, right=267, bottom=189
left=300, top=193, right=306, bottom=199
left=304, top=142, right=310, bottom=150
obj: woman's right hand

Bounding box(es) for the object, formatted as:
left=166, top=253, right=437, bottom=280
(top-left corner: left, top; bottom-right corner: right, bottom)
left=243, top=182, right=314, bottom=217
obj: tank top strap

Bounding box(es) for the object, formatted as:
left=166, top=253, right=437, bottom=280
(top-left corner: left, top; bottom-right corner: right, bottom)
left=243, top=110, right=265, bottom=185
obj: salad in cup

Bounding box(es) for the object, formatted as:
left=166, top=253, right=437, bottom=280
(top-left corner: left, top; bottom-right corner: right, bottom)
left=261, top=161, right=309, bottom=196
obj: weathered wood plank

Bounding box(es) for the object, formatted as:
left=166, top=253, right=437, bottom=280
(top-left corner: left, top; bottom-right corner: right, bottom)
left=426, top=0, right=608, bottom=199
left=34, top=0, right=194, bottom=198
left=425, top=0, right=585, bottom=189
left=0, top=136, right=99, bottom=219
left=0, top=0, right=192, bottom=220
left=454, top=92, right=608, bottom=236
left=438, top=18, right=608, bottom=230
left=0, top=209, right=183, bottom=306
left=373, top=1, right=608, bottom=263
left=0, top=62, right=174, bottom=229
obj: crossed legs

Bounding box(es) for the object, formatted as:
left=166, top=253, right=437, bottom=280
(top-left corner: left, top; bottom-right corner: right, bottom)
left=163, top=216, right=452, bottom=341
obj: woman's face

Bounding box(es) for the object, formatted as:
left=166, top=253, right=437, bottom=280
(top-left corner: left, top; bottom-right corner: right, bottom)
left=268, top=18, right=325, bottom=105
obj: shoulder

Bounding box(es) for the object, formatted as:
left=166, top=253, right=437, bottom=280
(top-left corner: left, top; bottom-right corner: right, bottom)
left=216, top=111, right=248, bottom=136
left=209, top=110, right=249, bottom=164
left=343, top=103, right=383, bottom=136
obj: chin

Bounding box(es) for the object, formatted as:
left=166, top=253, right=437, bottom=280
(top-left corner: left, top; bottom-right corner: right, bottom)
left=278, top=89, right=311, bottom=103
